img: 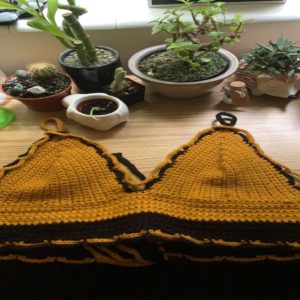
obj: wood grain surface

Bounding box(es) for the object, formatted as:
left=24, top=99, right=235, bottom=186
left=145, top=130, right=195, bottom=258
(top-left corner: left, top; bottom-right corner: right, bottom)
left=1, top=81, right=300, bottom=176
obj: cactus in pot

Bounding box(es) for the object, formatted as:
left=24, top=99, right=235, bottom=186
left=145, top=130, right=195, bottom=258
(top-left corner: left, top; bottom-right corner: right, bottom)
left=104, top=67, right=145, bottom=106
left=0, top=0, right=121, bottom=92
left=1, top=62, right=72, bottom=112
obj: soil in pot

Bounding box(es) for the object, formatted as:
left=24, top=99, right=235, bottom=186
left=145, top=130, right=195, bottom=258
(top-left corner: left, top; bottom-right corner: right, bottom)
left=78, top=99, right=118, bottom=115
left=104, top=78, right=145, bottom=106
left=2, top=73, right=70, bottom=99
left=63, top=48, right=117, bottom=68
left=138, top=51, right=228, bottom=82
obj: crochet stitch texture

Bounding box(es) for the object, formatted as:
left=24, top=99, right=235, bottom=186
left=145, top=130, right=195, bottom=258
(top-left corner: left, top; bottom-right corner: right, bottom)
left=0, top=114, right=299, bottom=265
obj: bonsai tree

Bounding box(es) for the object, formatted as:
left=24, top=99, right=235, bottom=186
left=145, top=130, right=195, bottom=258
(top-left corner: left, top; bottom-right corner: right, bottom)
left=137, top=0, right=246, bottom=82
left=243, top=36, right=300, bottom=79
left=0, top=0, right=98, bottom=66
left=151, top=0, right=245, bottom=66
left=2, top=62, right=70, bottom=98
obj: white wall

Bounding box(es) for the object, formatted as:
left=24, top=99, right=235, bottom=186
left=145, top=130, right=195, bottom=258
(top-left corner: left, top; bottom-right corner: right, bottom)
left=1, top=21, right=299, bottom=75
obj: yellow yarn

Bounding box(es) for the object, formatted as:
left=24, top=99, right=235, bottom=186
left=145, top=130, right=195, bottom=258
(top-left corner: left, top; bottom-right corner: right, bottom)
left=0, top=116, right=299, bottom=264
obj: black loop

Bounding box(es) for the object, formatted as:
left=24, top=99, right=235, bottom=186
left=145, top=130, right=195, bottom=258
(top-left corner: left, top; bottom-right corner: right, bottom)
left=216, top=112, right=237, bottom=126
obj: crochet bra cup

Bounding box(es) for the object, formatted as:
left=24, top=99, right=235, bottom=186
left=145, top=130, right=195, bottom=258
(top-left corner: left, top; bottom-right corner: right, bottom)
left=0, top=114, right=299, bottom=265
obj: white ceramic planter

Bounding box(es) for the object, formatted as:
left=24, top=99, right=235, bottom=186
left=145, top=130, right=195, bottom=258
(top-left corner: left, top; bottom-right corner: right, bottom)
left=62, top=93, right=129, bottom=131
left=128, top=45, right=239, bottom=99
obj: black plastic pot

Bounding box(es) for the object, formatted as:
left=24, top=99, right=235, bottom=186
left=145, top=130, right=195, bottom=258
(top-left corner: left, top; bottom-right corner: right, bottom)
left=58, top=45, right=121, bottom=93
left=103, top=77, right=145, bottom=106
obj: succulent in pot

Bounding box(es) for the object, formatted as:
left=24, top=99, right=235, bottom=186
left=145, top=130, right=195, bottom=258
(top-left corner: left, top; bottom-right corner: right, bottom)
left=0, top=0, right=121, bottom=92
left=103, top=67, right=145, bottom=106
left=2, top=62, right=71, bottom=112
left=236, top=37, right=300, bottom=98
left=128, top=0, right=245, bottom=99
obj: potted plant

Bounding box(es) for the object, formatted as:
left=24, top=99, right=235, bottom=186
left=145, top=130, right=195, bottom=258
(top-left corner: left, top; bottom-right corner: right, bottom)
left=62, top=93, right=129, bottom=131
left=0, top=0, right=121, bottom=92
left=236, top=37, right=300, bottom=98
left=2, top=62, right=72, bottom=112
left=128, top=0, right=245, bottom=99
left=103, top=67, right=145, bottom=106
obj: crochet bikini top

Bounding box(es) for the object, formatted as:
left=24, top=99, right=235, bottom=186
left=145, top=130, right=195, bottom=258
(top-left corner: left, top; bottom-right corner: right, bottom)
left=0, top=112, right=299, bottom=266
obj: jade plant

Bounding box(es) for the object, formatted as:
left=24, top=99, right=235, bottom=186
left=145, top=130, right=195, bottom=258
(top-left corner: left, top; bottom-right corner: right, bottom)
left=151, top=0, right=246, bottom=67
left=243, top=37, right=300, bottom=78
left=2, top=62, right=70, bottom=98
left=0, top=0, right=98, bottom=66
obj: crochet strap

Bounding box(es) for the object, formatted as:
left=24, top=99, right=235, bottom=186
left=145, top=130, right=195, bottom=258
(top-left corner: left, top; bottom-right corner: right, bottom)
left=216, top=112, right=237, bottom=126
left=40, top=118, right=65, bottom=132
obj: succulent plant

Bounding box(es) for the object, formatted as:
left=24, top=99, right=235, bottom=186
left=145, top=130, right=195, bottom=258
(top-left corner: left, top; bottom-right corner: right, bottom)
left=243, top=37, right=300, bottom=78
left=110, top=67, right=128, bottom=93
left=151, top=0, right=246, bottom=67
left=27, top=62, right=57, bottom=80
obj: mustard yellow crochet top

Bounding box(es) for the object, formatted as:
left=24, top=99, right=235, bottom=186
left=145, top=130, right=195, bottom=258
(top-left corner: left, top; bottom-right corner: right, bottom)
left=0, top=112, right=299, bottom=266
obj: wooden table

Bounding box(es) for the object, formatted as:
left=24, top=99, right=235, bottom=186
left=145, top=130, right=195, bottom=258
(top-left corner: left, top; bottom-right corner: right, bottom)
left=1, top=83, right=300, bottom=176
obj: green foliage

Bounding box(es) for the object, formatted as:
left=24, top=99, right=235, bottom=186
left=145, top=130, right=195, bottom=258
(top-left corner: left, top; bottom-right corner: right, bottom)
left=110, top=67, right=128, bottom=93
left=151, top=0, right=246, bottom=67
left=27, top=62, right=58, bottom=80
left=244, top=37, right=300, bottom=77
left=0, top=0, right=97, bottom=66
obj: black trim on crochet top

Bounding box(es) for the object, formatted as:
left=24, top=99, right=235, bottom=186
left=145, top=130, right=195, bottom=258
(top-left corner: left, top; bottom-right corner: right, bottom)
left=78, top=139, right=136, bottom=192
left=145, top=131, right=214, bottom=189
left=247, top=143, right=300, bottom=190
left=3, top=137, right=46, bottom=169
left=0, top=213, right=299, bottom=245
left=46, top=130, right=300, bottom=191
left=112, top=153, right=146, bottom=180
left=2, top=128, right=299, bottom=193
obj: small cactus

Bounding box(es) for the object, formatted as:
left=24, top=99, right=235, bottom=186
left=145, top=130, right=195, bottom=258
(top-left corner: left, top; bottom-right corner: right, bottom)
left=27, top=62, right=58, bottom=80
left=110, top=67, right=128, bottom=93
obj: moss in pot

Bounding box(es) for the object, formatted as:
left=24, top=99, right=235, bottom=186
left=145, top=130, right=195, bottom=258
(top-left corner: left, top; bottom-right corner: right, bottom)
left=104, top=67, right=145, bottom=106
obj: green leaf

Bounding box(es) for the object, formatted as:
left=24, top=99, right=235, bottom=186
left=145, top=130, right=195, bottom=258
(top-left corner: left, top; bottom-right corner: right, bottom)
left=207, top=31, right=221, bottom=37
left=0, top=2, right=22, bottom=10
left=200, top=57, right=211, bottom=63
left=14, top=0, right=32, bottom=6
left=47, top=0, right=59, bottom=25
left=27, top=17, right=74, bottom=41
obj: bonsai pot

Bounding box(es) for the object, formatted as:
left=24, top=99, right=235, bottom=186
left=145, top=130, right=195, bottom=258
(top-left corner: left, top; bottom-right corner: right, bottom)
left=58, top=46, right=121, bottom=93
left=128, top=45, right=239, bottom=99
left=2, top=73, right=72, bottom=112
left=62, top=93, right=129, bottom=131
left=103, top=76, right=145, bottom=106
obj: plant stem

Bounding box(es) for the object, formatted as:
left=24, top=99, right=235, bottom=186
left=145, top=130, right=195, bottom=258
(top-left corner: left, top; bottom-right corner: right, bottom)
left=73, top=40, right=89, bottom=66
left=58, top=4, right=87, bottom=16
left=63, top=13, right=98, bottom=63
left=67, top=0, right=76, bottom=6
left=62, top=19, right=75, bottom=39
left=57, top=36, right=74, bottom=49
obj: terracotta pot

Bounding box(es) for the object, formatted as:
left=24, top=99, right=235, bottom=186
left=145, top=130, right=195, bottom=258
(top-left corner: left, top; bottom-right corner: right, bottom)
left=2, top=73, right=72, bottom=112
left=58, top=45, right=121, bottom=93
left=128, top=45, right=239, bottom=99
